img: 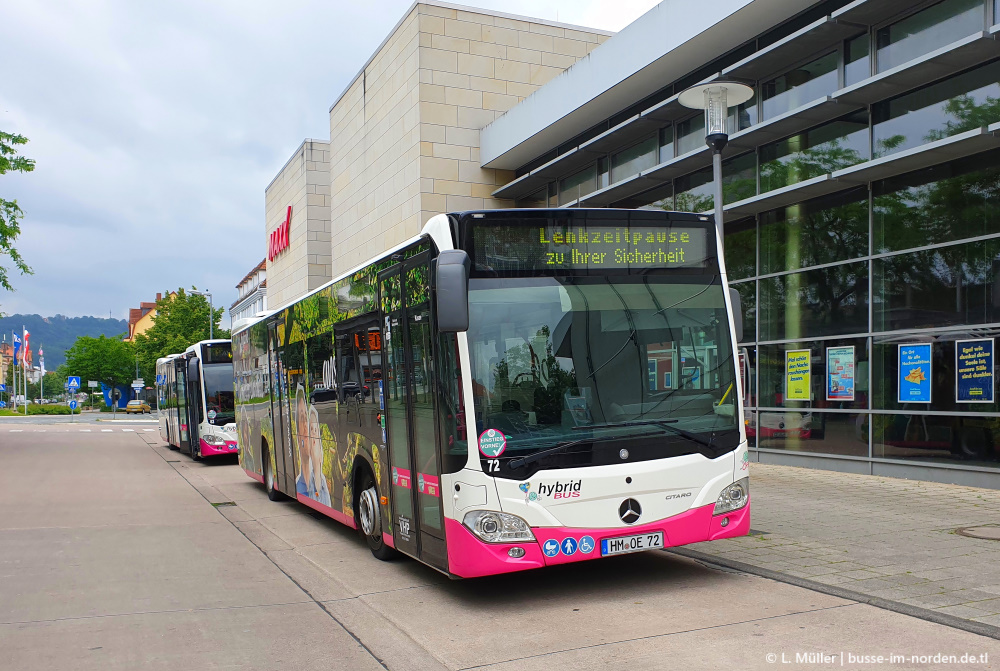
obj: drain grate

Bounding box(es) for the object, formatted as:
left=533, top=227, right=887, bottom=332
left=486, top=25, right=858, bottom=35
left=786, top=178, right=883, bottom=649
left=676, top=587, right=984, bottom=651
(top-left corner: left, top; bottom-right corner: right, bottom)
left=749, top=529, right=770, bottom=536
left=211, top=501, right=237, bottom=508
left=955, top=525, right=1000, bottom=540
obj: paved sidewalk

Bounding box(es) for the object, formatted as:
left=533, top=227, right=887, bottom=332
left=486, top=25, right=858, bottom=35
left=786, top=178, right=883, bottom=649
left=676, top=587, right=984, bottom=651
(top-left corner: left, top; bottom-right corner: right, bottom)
left=682, top=463, right=1000, bottom=631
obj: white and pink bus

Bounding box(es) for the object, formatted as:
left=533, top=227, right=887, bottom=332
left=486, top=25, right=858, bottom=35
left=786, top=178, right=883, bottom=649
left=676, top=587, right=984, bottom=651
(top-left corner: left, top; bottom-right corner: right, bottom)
left=157, top=340, right=238, bottom=459
left=233, top=209, right=749, bottom=578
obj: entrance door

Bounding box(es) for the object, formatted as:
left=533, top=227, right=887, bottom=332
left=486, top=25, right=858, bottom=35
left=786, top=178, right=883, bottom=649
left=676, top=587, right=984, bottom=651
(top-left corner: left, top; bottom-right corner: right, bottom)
left=175, top=359, right=190, bottom=453
left=267, top=321, right=296, bottom=494
left=379, top=252, right=447, bottom=570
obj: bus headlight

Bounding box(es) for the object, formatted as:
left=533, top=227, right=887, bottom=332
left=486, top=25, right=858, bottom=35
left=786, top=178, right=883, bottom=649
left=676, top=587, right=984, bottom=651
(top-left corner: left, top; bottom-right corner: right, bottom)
left=463, top=511, right=535, bottom=543
left=202, top=434, right=226, bottom=446
left=713, top=478, right=749, bottom=515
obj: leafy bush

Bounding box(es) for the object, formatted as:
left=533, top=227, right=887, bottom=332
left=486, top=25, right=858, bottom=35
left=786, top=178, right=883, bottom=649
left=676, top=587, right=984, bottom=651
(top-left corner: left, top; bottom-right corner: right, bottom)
left=0, top=405, right=76, bottom=416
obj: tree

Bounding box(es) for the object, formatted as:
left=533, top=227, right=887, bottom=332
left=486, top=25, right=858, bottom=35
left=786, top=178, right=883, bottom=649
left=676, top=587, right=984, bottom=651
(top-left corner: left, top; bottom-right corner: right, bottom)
left=0, top=131, right=35, bottom=298
left=64, top=335, right=134, bottom=407
left=132, top=288, right=230, bottom=383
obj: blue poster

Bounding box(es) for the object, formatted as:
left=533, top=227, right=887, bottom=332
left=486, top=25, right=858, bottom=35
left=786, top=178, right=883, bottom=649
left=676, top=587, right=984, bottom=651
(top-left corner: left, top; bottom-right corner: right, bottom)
left=956, top=338, right=994, bottom=403
left=898, top=343, right=932, bottom=404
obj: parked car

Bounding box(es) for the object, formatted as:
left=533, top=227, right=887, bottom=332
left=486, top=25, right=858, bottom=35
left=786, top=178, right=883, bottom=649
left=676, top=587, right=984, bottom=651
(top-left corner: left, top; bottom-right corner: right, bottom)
left=125, top=400, right=151, bottom=414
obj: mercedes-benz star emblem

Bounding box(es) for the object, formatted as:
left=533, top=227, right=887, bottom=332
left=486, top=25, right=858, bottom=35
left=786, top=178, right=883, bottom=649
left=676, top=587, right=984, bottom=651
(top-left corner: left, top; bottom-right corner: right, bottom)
left=619, top=498, right=642, bottom=524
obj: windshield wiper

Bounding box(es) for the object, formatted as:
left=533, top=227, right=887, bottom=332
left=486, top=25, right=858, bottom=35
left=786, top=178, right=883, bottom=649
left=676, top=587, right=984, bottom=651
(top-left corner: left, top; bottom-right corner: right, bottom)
left=578, top=419, right=716, bottom=450
left=507, top=428, right=666, bottom=470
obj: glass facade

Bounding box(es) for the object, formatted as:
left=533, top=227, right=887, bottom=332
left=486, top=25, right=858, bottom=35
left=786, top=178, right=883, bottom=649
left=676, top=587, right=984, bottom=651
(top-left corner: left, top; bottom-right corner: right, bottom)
left=505, top=0, right=1000, bottom=479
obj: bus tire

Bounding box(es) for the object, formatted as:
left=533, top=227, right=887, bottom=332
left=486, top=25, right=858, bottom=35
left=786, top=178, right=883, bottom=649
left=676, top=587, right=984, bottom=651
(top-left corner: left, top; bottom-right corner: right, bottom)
left=262, top=441, right=282, bottom=501
left=356, top=468, right=396, bottom=561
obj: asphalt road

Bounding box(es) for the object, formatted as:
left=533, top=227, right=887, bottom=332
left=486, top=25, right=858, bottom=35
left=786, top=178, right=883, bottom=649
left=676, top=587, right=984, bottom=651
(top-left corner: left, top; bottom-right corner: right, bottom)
left=1, top=419, right=997, bottom=670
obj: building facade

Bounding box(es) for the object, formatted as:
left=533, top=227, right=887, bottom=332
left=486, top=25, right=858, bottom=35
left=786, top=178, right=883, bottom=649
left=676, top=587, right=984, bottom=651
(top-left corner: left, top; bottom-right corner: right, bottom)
left=230, top=259, right=268, bottom=327
left=263, top=0, right=1000, bottom=487
left=482, top=0, right=1000, bottom=488
left=262, top=1, right=611, bottom=306
left=124, top=293, right=163, bottom=342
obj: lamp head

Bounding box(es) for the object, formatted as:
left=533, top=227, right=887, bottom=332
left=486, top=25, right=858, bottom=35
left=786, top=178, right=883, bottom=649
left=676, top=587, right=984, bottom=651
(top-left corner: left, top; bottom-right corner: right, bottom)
left=678, top=81, right=755, bottom=151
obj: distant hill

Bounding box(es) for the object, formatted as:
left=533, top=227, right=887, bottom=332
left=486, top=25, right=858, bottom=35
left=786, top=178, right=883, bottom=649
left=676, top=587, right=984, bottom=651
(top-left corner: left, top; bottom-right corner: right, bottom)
left=0, top=314, right=129, bottom=370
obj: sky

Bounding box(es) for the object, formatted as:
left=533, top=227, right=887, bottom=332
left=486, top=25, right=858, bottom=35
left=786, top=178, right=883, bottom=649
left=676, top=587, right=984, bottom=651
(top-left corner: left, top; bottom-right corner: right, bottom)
left=0, top=0, right=661, bottom=326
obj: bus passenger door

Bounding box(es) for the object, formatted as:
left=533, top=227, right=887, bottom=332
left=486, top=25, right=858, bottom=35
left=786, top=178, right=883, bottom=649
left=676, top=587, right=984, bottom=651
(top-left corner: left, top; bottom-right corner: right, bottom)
left=267, top=321, right=295, bottom=494
left=174, top=359, right=190, bottom=454
left=379, top=253, right=447, bottom=571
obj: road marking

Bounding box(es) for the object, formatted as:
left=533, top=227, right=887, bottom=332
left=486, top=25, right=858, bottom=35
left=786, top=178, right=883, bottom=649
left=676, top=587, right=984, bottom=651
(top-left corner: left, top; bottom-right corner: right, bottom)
left=35, top=430, right=46, bottom=432
left=9, top=429, right=23, bottom=432
left=101, top=429, right=112, bottom=432
left=80, top=429, right=92, bottom=432
left=122, top=428, right=134, bottom=432
left=143, top=429, right=155, bottom=432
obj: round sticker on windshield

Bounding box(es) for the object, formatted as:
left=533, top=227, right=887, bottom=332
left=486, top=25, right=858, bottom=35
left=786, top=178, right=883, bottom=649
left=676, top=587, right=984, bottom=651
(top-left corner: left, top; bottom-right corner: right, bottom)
left=208, top=410, right=217, bottom=421
left=479, top=429, right=507, bottom=458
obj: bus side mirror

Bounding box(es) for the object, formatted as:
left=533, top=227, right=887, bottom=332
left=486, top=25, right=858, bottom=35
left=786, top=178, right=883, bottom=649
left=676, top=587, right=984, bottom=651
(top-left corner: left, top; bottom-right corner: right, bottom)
left=729, top=287, right=743, bottom=342
left=436, top=250, right=471, bottom=333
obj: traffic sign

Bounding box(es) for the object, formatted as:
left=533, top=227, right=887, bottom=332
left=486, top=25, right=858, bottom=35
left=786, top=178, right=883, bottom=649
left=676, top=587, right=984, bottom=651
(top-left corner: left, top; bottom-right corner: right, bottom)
left=0, top=384, right=5, bottom=392
left=88, top=380, right=98, bottom=388
left=67, top=376, right=81, bottom=390
left=69, top=400, right=78, bottom=410
left=131, top=383, right=143, bottom=389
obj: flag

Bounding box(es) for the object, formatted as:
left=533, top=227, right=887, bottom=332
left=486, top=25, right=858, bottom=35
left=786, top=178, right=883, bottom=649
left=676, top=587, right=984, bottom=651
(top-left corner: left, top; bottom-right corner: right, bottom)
left=12, top=333, right=20, bottom=365
left=22, top=328, right=30, bottom=369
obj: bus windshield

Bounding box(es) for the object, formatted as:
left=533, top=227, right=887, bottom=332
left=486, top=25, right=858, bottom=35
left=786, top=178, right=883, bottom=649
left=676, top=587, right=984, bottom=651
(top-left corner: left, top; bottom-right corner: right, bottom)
left=467, top=275, right=739, bottom=467
left=203, top=362, right=236, bottom=425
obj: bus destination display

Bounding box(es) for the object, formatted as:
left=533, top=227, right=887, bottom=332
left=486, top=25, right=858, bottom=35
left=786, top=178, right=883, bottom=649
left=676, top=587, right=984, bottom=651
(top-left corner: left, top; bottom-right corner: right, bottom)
left=472, top=222, right=710, bottom=271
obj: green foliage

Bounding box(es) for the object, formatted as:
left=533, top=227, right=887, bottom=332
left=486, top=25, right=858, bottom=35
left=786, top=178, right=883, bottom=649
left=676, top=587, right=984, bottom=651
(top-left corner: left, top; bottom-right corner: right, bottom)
left=64, top=334, right=135, bottom=392
left=132, top=288, right=230, bottom=382
left=0, top=314, right=128, bottom=370
left=0, top=130, right=35, bottom=296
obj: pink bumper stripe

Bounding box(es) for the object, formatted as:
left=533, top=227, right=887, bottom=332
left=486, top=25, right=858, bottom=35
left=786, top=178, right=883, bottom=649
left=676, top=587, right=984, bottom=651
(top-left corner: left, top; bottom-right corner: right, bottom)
left=244, top=468, right=264, bottom=484
left=445, top=499, right=751, bottom=578
left=296, top=493, right=357, bottom=530
left=199, top=438, right=240, bottom=457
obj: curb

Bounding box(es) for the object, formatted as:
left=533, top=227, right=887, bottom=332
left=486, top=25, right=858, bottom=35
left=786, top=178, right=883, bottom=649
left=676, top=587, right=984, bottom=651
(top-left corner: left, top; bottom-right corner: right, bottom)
left=668, top=547, right=1000, bottom=641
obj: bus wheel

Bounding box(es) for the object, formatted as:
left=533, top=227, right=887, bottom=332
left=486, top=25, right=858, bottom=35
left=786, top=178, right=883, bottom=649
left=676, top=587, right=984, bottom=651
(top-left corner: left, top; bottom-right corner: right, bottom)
left=357, top=471, right=395, bottom=561
left=263, top=442, right=282, bottom=501
left=192, top=441, right=202, bottom=461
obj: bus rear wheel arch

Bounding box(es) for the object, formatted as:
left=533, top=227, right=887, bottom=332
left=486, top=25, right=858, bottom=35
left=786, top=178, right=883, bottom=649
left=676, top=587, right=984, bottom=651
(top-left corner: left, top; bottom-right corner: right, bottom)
left=354, top=464, right=396, bottom=561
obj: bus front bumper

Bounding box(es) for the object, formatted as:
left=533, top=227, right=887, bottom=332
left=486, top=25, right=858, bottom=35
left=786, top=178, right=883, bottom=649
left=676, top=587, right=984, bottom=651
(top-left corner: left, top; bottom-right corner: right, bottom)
left=445, top=498, right=750, bottom=578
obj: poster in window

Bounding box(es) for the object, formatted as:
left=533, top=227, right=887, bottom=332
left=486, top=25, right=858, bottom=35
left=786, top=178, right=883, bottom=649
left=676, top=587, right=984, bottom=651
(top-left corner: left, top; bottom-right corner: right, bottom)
left=955, top=338, right=993, bottom=403
left=898, top=343, right=932, bottom=404
left=785, top=349, right=811, bottom=401
left=826, top=346, right=855, bottom=402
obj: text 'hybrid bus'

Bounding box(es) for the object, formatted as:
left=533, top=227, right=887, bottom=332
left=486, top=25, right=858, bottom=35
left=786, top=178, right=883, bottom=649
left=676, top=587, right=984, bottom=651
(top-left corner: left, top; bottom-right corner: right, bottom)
left=234, top=209, right=749, bottom=578
left=157, top=339, right=238, bottom=458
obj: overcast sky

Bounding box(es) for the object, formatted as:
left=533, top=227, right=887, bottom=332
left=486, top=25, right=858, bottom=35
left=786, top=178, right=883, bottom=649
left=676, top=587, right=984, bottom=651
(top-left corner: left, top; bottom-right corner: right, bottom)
left=1, top=0, right=660, bottom=325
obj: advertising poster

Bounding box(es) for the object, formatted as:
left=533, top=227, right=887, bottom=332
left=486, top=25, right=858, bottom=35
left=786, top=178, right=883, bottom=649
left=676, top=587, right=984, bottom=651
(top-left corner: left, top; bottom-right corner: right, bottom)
left=898, top=343, right=932, bottom=404
left=955, top=338, right=994, bottom=403
left=785, top=349, right=811, bottom=401
left=826, top=346, right=855, bottom=401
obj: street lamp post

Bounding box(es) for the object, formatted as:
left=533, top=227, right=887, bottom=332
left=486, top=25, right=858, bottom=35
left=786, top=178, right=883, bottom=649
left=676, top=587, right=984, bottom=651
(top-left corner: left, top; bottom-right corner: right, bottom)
left=678, top=81, right=755, bottom=245
left=190, top=290, right=214, bottom=340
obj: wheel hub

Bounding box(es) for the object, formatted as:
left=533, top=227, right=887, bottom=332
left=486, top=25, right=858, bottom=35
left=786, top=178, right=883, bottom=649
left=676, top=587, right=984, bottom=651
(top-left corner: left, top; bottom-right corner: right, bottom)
left=359, top=487, right=379, bottom=536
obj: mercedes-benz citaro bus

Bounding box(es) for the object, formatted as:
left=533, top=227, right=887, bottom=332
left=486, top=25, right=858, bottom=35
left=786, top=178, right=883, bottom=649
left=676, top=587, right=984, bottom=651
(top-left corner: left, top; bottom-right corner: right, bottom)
left=157, top=339, right=238, bottom=459
left=233, top=209, right=749, bottom=578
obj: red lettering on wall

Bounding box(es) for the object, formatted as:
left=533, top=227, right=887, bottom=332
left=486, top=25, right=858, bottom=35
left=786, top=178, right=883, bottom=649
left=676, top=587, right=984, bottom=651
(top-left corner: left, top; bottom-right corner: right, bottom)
left=269, top=205, right=292, bottom=261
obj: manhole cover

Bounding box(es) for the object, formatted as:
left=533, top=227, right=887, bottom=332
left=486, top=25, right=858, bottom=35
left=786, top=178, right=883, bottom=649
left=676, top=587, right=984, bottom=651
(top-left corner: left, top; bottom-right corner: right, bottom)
left=955, top=525, right=1000, bottom=540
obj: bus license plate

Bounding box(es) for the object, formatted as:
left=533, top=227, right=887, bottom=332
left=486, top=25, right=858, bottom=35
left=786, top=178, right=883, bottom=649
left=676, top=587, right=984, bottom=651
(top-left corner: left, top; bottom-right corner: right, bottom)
left=601, top=531, right=664, bottom=556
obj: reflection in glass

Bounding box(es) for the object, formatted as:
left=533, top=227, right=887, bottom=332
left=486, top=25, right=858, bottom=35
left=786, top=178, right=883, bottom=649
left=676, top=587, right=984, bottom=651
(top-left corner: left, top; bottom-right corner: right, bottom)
left=845, top=34, right=871, bottom=87
left=730, top=280, right=756, bottom=344
left=559, top=165, right=598, bottom=205
left=759, top=188, right=869, bottom=275
left=676, top=114, right=706, bottom=156
left=761, top=51, right=838, bottom=120
left=724, top=218, right=756, bottom=281
left=873, top=413, right=1000, bottom=465
left=754, top=411, right=868, bottom=456
left=872, top=60, right=1000, bottom=159
left=675, top=152, right=757, bottom=213
left=873, top=238, right=1000, bottom=332
left=757, top=339, right=870, bottom=409
left=659, top=126, right=674, bottom=163
left=759, top=112, right=869, bottom=193
left=873, top=149, right=1000, bottom=253
left=759, top=262, right=869, bottom=341
left=611, top=137, right=657, bottom=184
left=467, top=277, right=739, bottom=461
left=876, top=0, right=984, bottom=73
